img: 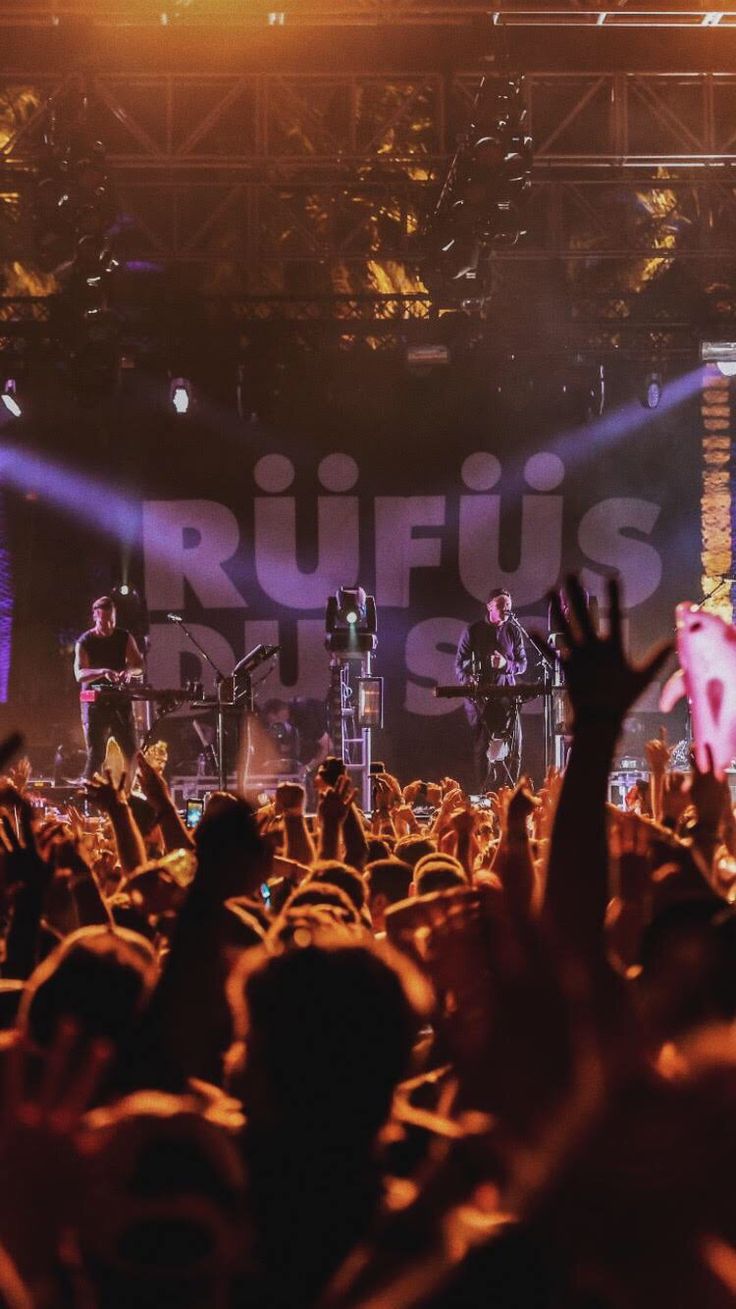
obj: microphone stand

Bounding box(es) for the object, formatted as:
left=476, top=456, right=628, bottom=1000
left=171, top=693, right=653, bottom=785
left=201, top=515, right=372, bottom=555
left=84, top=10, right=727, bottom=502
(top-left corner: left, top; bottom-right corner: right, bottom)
left=168, top=617, right=230, bottom=791
left=508, top=615, right=556, bottom=775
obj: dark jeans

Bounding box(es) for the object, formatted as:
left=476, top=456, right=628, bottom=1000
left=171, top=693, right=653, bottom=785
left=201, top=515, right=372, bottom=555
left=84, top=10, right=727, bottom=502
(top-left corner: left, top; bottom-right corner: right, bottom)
left=81, top=700, right=138, bottom=780
left=470, top=696, right=522, bottom=792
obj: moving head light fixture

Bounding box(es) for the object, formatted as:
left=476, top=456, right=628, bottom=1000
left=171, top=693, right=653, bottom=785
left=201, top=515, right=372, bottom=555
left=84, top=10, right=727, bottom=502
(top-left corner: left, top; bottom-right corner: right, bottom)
left=325, top=586, right=378, bottom=654
left=170, top=377, right=192, bottom=414
left=1, top=380, right=21, bottom=418
left=701, top=341, right=736, bottom=378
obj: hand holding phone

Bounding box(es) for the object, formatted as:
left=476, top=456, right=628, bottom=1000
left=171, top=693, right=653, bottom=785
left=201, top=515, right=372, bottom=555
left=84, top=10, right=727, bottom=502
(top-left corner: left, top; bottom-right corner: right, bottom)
left=185, top=798, right=204, bottom=829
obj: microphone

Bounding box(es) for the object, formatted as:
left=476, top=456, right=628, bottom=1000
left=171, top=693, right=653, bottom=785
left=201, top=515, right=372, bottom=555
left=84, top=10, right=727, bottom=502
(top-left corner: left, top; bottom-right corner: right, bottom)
left=166, top=612, right=183, bottom=623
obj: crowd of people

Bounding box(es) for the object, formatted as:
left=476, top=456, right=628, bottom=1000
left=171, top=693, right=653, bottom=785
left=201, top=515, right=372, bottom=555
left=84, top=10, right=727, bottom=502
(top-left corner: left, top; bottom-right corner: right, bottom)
left=0, top=576, right=735, bottom=1308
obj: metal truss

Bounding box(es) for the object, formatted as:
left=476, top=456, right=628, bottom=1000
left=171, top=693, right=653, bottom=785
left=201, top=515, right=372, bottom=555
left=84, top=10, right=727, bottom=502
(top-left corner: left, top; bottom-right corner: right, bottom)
left=0, top=289, right=713, bottom=350
left=5, top=69, right=736, bottom=269
left=0, top=3, right=735, bottom=30
left=3, top=66, right=736, bottom=286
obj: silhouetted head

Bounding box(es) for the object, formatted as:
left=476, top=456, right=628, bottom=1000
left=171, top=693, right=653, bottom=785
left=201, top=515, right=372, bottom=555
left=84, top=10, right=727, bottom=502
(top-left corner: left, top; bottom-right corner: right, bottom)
left=414, top=853, right=468, bottom=896
left=19, top=926, right=157, bottom=1052
left=308, top=861, right=367, bottom=914
left=393, top=835, right=437, bottom=869
left=232, top=933, right=421, bottom=1148
left=194, top=794, right=271, bottom=897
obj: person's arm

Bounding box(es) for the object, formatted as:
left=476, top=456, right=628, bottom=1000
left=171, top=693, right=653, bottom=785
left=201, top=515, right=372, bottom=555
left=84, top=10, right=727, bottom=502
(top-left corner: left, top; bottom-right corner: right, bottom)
left=135, top=751, right=194, bottom=852
left=494, top=778, right=539, bottom=920
left=449, top=805, right=478, bottom=879
left=455, top=626, right=475, bottom=682
left=275, top=782, right=315, bottom=866
left=1, top=796, right=53, bottom=979
left=686, top=750, right=732, bottom=872
left=370, top=778, right=397, bottom=839
left=123, top=633, right=144, bottom=679
left=644, top=729, right=670, bottom=824
left=543, top=576, right=671, bottom=975
left=317, top=775, right=356, bottom=860
left=430, top=787, right=464, bottom=841
left=0, top=1028, right=112, bottom=1292
left=84, top=769, right=147, bottom=875
left=343, top=800, right=369, bottom=870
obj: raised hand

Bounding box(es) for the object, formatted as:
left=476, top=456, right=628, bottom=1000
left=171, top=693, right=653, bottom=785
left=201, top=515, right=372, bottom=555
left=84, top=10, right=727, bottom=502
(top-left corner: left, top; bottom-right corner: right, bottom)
left=448, top=804, right=478, bottom=838
left=134, top=749, right=170, bottom=809
left=507, top=775, right=541, bottom=834
left=689, top=745, right=730, bottom=833
left=7, top=756, right=31, bottom=795
left=661, top=770, right=690, bottom=829
left=645, top=727, right=671, bottom=775
left=275, top=782, right=306, bottom=816
left=549, top=574, right=672, bottom=729
left=371, top=777, right=395, bottom=817
left=84, top=768, right=127, bottom=815
left=0, top=1023, right=111, bottom=1285
left=0, top=797, right=49, bottom=894
left=434, top=786, right=465, bottom=830
left=544, top=575, right=671, bottom=982
left=319, top=774, right=357, bottom=825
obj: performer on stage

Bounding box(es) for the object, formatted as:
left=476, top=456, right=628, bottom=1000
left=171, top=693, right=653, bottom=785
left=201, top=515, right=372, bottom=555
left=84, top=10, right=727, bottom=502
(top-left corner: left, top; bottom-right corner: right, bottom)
left=455, top=587, right=527, bottom=791
left=74, top=595, right=144, bottom=780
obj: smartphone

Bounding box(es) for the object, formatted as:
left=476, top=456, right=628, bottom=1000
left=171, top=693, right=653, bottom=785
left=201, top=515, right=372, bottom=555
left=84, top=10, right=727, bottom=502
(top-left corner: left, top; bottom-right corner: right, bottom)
left=369, top=760, right=386, bottom=776
left=185, top=798, right=204, bottom=829
left=260, top=881, right=272, bottom=907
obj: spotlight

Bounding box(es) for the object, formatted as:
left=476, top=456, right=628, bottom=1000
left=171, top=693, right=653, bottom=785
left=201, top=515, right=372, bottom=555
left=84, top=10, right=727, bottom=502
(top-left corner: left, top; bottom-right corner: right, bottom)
left=1, top=380, right=21, bottom=418
left=336, top=587, right=367, bottom=627
left=700, top=341, right=736, bottom=377
left=325, top=586, right=378, bottom=654
left=118, top=584, right=130, bottom=597
left=640, top=371, right=663, bottom=410
left=170, top=377, right=191, bottom=415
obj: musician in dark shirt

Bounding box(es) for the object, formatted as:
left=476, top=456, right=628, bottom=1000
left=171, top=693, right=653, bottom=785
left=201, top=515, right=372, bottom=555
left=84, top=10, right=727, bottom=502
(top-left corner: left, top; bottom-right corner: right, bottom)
left=455, top=587, right=527, bottom=791
left=74, top=595, right=144, bottom=780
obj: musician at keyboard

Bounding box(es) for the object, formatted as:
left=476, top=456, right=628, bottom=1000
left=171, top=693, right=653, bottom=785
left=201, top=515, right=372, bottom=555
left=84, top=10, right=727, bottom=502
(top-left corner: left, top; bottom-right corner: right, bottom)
left=454, top=587, right=528, bottom=791
left=74, top=595, right=144, bottom=781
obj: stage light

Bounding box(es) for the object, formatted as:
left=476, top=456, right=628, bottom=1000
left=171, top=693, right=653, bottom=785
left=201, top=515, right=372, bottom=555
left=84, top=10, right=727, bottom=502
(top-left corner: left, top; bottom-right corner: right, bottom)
left=336, top=587, right=367, bottom=626
left=118, top=584, right=130, bottom=597
left=1, top=380, right=21, bottom=418
left=325, top=586, right=378, bottom=654
left=701, top=341, right=736, bottom=376
left=640, top=371, right=663, bottom=409
left=170, top=377, right=191, bottom=414
left=426, top=73, right=533, bottom=294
